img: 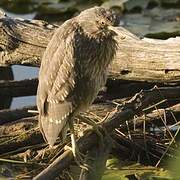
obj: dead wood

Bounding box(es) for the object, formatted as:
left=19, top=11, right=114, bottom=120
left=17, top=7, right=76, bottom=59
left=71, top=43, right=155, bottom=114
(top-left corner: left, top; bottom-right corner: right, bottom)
left=0, top=105, right=36, bottom=125
left=0, top=78, right=38, bottom=97
left=34, top=86, right=180, bottom=179
left=0, top=10, right=179, bottom=179
left=0, top=12, right=180, bottom=83
left=0, top=86, right=178, bottom=178
left=79, top=136, right=112, bottom=180
left=0, top=116, right=43, bottom=155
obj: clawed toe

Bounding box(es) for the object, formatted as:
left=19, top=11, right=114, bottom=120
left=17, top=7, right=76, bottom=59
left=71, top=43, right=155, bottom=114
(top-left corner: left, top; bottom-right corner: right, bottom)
left=64, top=145, right=90, bottom=171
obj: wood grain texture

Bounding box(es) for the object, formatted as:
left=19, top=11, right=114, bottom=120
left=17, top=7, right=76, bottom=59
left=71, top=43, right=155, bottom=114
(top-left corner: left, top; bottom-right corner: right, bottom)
left=0, top=12, right=180, bottom=83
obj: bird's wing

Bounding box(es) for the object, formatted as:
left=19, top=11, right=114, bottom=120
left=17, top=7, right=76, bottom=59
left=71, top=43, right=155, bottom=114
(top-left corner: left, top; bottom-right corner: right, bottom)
left=37, top=20, right=78, bottom=146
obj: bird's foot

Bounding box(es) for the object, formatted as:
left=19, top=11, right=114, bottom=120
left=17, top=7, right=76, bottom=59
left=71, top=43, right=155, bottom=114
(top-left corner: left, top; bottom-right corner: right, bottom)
left=88, top=125, right=105, bottom=148
left=68, top=119, right=91, bottom=171
left=34, top=149, right=46, bottom=160
left=34, top=145, right=56, bottom=160
left=64, top=145, right=90, bottom=171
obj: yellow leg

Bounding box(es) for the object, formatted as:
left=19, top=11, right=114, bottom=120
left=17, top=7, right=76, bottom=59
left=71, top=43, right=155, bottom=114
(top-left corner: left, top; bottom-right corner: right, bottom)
left=68, top=119, right=89, bottom=171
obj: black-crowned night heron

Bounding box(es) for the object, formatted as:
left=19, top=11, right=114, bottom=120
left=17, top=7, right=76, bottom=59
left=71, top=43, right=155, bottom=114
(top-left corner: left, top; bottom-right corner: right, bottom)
left=37, top=6, right=117, bottom=166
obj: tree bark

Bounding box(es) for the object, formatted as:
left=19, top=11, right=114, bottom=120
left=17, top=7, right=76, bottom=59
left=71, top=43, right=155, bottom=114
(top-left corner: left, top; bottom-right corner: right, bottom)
left=0, top=12, right=180, bottom=83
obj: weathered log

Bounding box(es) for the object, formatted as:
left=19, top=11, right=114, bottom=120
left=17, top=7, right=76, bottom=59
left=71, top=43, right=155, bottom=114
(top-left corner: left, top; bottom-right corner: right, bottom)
left=0, top=78, right=38, bottom=97
left=0, top=105, right=36, bottom=125
left=34, top=86, right=180, bottom=179
left=0, top=116, right=43, bottom=155
left=0, top=76, right=162, bottom=100
left=0, top=12, right=180, bottom=83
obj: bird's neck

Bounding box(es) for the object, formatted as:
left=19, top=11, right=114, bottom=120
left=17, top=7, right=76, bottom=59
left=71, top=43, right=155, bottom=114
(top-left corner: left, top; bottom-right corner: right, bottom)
left=74, top=26, right=117, bottom=78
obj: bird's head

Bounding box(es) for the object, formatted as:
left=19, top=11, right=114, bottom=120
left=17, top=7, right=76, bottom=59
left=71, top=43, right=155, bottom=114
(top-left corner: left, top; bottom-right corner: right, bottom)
left=77, top=7, right=116, bottom=38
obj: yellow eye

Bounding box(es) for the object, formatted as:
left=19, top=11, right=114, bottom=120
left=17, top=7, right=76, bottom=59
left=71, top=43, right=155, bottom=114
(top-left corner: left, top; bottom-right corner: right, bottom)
left=101, top=21, right=105, bottom=25
left=96, top=20, right=106, bottom=27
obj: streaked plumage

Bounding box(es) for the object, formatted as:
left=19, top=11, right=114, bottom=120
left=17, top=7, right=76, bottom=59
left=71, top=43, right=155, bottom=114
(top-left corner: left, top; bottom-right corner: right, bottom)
left=37, top=7, right=117, bottom=146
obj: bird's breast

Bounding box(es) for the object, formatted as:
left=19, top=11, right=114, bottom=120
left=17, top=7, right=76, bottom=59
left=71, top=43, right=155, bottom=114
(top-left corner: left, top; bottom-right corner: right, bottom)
left=73, top=69, right=106, bottom=112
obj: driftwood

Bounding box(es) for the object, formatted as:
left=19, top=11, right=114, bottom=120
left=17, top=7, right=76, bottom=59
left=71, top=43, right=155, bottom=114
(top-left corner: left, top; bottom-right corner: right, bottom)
left=0, top=10, right=179, bottom=179
left=0, top=12, right=180, bottom=83
left=34, top=86, right=180, bottom=179
left=0, top=77, right=162, bottom=99
left=0, top=105, right=36, bottom=125
left=0, top=86, right=178, bottom=178
left=0, top=116, right=41, bottom=155
left=0, top=78, right=38, bottom=97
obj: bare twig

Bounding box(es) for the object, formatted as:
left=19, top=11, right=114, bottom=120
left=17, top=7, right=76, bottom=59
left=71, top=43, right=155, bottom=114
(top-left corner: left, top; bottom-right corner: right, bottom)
left=34, top=86, right=180, bottom=179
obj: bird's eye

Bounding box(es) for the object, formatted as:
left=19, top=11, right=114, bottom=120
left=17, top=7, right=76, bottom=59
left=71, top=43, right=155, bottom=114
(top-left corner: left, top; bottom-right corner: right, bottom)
left=101, top=21, right=105, bottom=25
left=96, top=20, right=106, bottom=27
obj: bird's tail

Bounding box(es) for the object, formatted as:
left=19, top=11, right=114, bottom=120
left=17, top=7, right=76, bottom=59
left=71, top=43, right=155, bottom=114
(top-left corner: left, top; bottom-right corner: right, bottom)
left=39, top=102, right=72, bottom=147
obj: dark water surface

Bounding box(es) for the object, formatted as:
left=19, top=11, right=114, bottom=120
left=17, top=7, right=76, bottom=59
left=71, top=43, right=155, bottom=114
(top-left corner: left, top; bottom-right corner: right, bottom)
left=0, top=8, right=38, bottom=109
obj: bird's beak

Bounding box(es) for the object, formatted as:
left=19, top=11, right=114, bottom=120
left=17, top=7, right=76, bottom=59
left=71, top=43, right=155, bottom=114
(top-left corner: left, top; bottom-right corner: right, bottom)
left=108, top=25, right=115, bottom=31
left=107, top=25, right=118, bottom=36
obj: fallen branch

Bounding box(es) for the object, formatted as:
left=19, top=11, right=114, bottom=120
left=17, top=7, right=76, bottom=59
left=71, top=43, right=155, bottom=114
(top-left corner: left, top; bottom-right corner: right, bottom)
left=0, top=116, right=43, bottom=155
left=0, top=105, right=36, bottom=125
left=0, top=13, right=180, bottom=83
left=34, top=86, right=180, bottom=179
left=0, top=78, right=38, bottom=97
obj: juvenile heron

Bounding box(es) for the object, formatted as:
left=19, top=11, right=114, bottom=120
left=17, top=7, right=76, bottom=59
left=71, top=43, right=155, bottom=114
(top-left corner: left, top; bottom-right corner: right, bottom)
left=37, top=6, right=117, bottom=162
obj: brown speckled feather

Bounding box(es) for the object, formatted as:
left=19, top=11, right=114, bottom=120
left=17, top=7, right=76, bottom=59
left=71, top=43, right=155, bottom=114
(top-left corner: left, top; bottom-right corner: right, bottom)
left=37, top=7, right=117, bottom=147
left=37, top=19, right=77, bottom=146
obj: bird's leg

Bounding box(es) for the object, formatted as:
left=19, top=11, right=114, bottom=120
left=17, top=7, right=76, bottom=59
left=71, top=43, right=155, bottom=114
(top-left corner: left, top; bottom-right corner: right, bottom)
left=68, top=119, right=89, bottom=171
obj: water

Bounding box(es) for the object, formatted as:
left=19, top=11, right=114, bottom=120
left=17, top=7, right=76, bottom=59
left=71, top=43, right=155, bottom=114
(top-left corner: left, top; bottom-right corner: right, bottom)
left=11, top=65, right=39, bottom=109
left=12, top=65, right=38, bottom=81
left=0, top=7, right=36, bottom=19
left=0, top=8, right=38, bottom=109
